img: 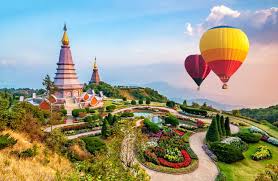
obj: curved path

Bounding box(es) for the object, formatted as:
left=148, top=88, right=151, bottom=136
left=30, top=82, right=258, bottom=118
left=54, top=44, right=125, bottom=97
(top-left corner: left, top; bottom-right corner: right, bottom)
left=118, top=106, right=239, bottom=181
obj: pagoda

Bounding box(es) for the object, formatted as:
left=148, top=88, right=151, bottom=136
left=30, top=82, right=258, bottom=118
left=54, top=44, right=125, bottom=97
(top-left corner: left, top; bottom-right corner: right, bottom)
left=53, top=24, right=83, bottom=98
left=89, top=57, right=101, bottom=85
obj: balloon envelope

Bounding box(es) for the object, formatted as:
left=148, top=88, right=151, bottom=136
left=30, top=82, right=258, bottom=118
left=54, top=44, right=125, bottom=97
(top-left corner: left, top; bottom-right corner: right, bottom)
left=184, top=54, right=211, bottom=89
left=199, top=26, right=249, bottom=89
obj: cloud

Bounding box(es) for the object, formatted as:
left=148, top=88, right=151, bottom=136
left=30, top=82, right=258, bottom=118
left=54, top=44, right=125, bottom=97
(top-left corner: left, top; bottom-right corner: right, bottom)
left=185, top=23, right=193, bottom=36
left=187, top=5, right=278, bottom=44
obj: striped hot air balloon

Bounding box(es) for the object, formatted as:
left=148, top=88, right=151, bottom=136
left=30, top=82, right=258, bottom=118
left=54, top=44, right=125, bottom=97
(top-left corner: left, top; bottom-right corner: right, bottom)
left=199, top=26, right=249, bottom=89
left=184, top=54, right=211, bottom=90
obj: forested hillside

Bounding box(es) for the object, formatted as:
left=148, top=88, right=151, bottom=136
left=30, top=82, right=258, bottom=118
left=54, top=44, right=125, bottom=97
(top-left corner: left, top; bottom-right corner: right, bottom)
left=240, top=105, right=278, bottom=125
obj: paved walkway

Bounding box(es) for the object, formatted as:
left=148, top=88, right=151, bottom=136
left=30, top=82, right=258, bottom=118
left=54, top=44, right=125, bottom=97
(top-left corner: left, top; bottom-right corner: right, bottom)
left=121, top=106, right=239, bottom=181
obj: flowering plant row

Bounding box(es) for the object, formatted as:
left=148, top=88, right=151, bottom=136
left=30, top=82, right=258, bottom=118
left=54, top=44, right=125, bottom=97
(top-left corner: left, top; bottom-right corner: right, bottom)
left=174, top=129, right=185, bottom=136
left=158, top=150, right=192, bottom=168
left=251, top=146, right=272, bottom=161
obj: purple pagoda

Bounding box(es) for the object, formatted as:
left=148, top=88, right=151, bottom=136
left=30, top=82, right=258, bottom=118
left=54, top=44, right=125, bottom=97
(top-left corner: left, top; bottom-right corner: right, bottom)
left=54, top=25, right=83, bottom=98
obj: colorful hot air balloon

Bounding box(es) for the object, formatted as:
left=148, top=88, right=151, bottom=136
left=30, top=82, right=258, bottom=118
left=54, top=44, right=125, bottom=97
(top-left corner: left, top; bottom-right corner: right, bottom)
left=199, top=26, right=249, bottom=89
left=184, top=54, right=211, bottom=90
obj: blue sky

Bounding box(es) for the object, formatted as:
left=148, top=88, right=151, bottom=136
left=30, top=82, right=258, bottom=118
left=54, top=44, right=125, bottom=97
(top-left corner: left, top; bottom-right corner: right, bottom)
left=0, top=0, right=277, bottom=106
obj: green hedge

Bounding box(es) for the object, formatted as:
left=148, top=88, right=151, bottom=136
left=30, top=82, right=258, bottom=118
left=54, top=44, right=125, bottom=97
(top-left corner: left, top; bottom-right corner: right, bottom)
left=121, top=112, right=134, bottom=118
left=106, top=105, right=116, bottom=112
left=180, top=105, right=208, bottom=117
left=81, top=137, right=106, bottom=154
left=236, top=132, right=261, bottom=143
left=72, top=109, right=86, bottom=117
left=210, top=142, right=244, bottom=163
left=143, top=119, right=160, bottom=133
left=164, top=115, right=179, bottom=126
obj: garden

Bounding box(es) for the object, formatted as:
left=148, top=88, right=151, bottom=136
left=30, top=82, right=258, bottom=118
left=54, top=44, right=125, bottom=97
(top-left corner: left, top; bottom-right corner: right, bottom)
left=203, top=114, right=278, bottom=181
left=136, top=115, right=202, bottom=174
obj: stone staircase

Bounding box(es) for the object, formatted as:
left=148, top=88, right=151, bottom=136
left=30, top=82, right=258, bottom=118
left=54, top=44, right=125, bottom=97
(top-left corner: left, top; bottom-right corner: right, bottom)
left=64, top=98, right=80, bottom=116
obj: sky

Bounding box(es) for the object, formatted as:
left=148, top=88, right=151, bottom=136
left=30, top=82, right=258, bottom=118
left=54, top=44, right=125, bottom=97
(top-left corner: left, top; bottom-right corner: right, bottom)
left=0, top=0, right=277, bottom=107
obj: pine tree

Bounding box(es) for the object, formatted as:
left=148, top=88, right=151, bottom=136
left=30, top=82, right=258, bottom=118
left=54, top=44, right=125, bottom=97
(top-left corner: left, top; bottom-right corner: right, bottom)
left=206, top=117, right=220, bottom=142
left=220, top=115, right=226, bottom=136
left=216, top=114, right=222, bottom=137
left=225, top=117, right=231, bottom=136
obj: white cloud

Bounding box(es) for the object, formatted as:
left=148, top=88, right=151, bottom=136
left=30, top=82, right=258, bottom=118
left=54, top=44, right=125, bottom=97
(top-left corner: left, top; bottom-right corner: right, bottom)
left=206, top=5, right=240, bottom=23
left=184, top=23, right=193, bottom=36
left=186, top=5, right=278, bottom=44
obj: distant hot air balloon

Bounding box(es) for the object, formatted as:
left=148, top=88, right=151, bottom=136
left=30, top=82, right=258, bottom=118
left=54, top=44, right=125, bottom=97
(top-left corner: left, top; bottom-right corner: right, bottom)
left=199, top=26, right=249, bottom=89
left=184, top=54, right=211, bottom=90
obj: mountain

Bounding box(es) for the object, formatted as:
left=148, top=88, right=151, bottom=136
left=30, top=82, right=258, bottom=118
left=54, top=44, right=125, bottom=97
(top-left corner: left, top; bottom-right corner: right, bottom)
left=143, top=81, right=242, bottom=111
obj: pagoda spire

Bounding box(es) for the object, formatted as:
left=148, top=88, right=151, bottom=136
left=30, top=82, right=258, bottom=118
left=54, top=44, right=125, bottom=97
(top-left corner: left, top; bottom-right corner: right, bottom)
left=93, top=57, right=98, bottom=69
left=61, top=24, right=69, bottom=46
left=89, top=57, right=100, bottom=85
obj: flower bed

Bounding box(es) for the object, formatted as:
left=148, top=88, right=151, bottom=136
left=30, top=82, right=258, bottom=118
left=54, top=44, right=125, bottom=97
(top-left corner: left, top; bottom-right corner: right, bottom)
left=249, top=126, right=268, bottom=136
left=158, top=150, right=191, bottom=168
left=139, top=124, right=198, bottom=174
left=267, top=137, right=278, bottom=146
left=251, top=146, right=272, bottom=161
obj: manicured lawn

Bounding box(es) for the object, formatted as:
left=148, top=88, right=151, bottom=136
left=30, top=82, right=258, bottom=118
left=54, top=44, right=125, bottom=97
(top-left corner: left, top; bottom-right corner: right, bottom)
left=218, top=141, right=278, bottom=181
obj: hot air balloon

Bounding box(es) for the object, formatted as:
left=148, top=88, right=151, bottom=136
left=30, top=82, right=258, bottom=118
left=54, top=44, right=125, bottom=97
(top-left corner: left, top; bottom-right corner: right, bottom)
left=199, top=26, right=249, bottom=89
left=184, top=54, right=211, bottom=90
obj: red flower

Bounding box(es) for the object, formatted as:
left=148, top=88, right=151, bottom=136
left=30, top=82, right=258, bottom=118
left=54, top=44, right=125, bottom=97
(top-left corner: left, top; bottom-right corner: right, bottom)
left=196, top=119, right=204, bottom=128
left=158, top=150, right=192, bottom=168
left=174, top=129, right=185, bottom=136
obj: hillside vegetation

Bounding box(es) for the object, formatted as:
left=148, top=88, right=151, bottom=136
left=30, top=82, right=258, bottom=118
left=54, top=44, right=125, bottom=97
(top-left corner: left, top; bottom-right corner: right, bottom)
left=239, top=105, right=278, bottom=124
left=0, top=130, right=75, bottom=181
left=84, top=82, right=168, bottom=102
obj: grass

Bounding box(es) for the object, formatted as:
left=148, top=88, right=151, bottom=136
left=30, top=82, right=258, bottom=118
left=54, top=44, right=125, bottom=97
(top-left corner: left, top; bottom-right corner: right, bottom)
left=224, top=114, right=278, bottom=138
left=218, top=141, right=278, bottom=181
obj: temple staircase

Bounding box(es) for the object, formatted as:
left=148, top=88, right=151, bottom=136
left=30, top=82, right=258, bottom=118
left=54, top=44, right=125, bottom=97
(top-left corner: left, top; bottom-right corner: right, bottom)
left=65, top=98, right=80, bottom=116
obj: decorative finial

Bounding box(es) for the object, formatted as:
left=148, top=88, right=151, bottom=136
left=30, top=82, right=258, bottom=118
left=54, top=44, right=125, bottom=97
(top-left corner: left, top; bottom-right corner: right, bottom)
left=61, top=24, right=69, bottom=46
left=63, top=23, right=67, bottom=31
left=93, top=57, right=97, bottom=69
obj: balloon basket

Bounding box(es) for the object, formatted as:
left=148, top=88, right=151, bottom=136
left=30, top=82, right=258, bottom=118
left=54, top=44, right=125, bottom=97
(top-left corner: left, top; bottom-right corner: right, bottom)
left=222, top=84, right=228, bottom=89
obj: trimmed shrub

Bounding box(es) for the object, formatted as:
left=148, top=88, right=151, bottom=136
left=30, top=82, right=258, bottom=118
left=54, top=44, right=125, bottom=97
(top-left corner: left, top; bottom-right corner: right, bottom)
left=60, top=109, right=67, bottom=116
left=143, top=119, right=160, bottom=133
left=216, top=114, right=223, bottom=136
left=164, top=115, right=179, bottom=127
left=180, top=105, right=208, bottom=117
left=267, top=137, right=278, bottom=146
left=210, top=142, right=244, bottom=163
left=249, top=126, right=268, bottom=136
left=131, top=100, right=136, bottom=105
left=166, top=101, right=175, bottom=108
left=220, top=116, right=226, bottom=136
left=206, top=117, right=220, bottom=142
left=81, top=137, right=106, bottom=154
left=221, top=137, right=248, bottom=152
left=146, top=98, right=151, bottom=105
left=121, top=112, right=134, bottom=118
left=0, top=134, right=17, bottom=150
left=106, top=105, right=116, bottom=112
left=139, top=99, right=143, bottom=104
left=237, top=132, right=261, bottom=143
left=72, top=109, right=86, bottom=117
left=224, top=117, right=231, bottom=136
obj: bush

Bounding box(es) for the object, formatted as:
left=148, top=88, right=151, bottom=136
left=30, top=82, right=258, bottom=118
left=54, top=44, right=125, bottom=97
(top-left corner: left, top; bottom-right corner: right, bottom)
left=143, top=119, right=160, bottom=133
left=224, top=117, right=231, bottom=136
left=81, top=137, right=106, bottom=154
left=166, top=101, right=175, bottom=108
left=164, top=115, right=179, bottom=127
left=139, top=99, right=143, bottom=104
left=60, top=109, right=67, bottom=116
left=249, top=126, right=268, bottom=136
left=0, top=134, right=17, bottom=150
left=221, top=137, right=248, bottom=152
left=121, top=112, right=134, bottom=118
left=131, top=100, right=136, bottom=105
left=14, top=145, right=38, bottom=158
left=251, top=146, right=272, bottom=161
left=237, top=132, right=261, bottom=143
left=210, top=142, right=244, bottom=163
left=122, top=97, right=127, bottom=101
left=106, top=105, right=116, bottom=112
left=146, top=98, right=151, bottom=105
left=72, top=109, right=86, bottom=117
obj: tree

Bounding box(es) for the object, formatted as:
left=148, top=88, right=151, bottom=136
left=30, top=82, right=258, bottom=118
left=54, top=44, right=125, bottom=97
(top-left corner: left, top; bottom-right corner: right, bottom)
left=220, top=115, right=226, bottom=136
left=183, top=100, right=187, bottom=106
left=201, top=102, right=208, bottom=109
left=101, top=119, right=110, bottom=138
left=206, top=117, right=220, bottom=142
left=166, top=101, right=175, bottom=108
left=131, top=100, right=136, bottom=105
left=216, top=114, right=223, bottom=137
left=139, top=99, right=143, bottom=104
left=232, top=110, right=241, bottom=116
left=45, top=129, right=67, bottom=152
left=42, top=74, right=58, bottom=96
left=106, top=113, right=114, bottom=125
left=122, top=97, right=127, bottom=101
left=225, top=117, right=231, bottom=136
left=191, top=102, right=200, bottom=108
left=146, top=98, right=151, bottom=105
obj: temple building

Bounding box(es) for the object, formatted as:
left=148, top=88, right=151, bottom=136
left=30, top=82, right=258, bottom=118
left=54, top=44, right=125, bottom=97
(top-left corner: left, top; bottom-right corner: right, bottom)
left=89, top=57, right=101, bottom=85
left=53, top=24, right=83, bottom=99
